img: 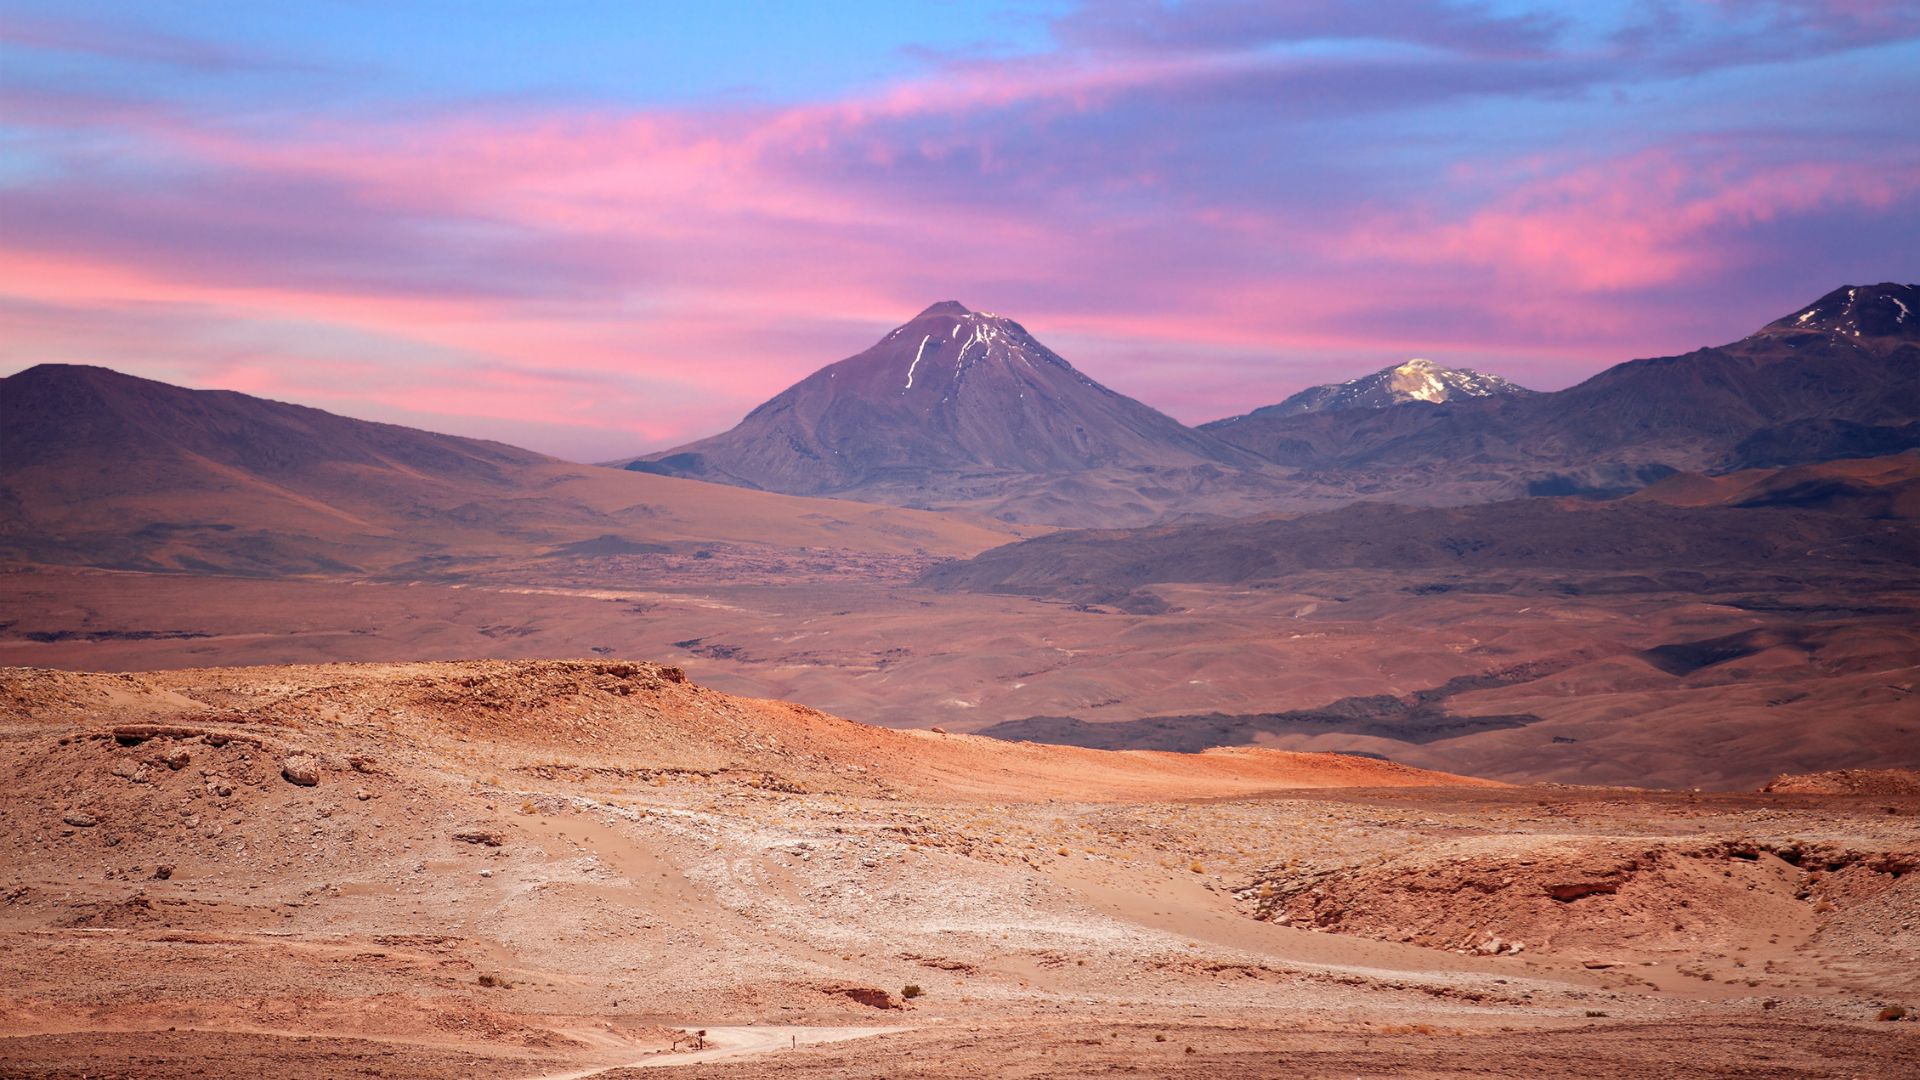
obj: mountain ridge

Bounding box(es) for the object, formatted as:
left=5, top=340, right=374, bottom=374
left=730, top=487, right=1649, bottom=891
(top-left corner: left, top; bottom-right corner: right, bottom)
left=1203, top=282, right=1920, bottom=493
left=619, top=283, right=1919, bottom=520
left=0, top=363, right=1028, bottom=576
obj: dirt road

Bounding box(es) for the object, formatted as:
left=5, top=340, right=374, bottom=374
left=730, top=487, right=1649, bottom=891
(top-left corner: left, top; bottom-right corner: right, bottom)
left=534, top=1025, right=912, bottom=1078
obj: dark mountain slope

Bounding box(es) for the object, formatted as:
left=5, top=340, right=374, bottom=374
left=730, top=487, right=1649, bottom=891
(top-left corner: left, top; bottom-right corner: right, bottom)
left=0, top=365, right=1023, bottom=575
left=1205, top=283, right=1920, bottom=491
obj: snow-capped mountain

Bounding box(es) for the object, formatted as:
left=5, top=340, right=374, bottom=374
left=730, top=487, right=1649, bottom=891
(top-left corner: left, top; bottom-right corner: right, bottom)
left=1232, top=358, right=1533, bottom=421
left=616, top=301, right=1261, bottom=498
left=1202, top=283, right=1920, bottom=483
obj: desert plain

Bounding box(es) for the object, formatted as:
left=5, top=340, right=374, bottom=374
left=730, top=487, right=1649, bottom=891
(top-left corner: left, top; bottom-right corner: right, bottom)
left=3, top=658, right=1917, bottom=1078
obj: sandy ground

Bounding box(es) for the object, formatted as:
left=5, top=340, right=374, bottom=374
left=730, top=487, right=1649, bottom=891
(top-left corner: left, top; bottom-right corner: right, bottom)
left=3, top=660, right=1917, bottom=1076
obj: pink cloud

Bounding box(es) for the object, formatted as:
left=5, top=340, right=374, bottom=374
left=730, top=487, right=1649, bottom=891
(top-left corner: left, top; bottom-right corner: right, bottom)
left=1343, top=147, right=1917, bottom=292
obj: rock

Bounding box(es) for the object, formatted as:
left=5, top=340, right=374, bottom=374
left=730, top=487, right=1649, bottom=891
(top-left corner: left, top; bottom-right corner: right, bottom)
left=160, top=748, right=191, bottom=770
left=281, top=755, right=321, bottom=786
left=829, top=986, right=900, bottom=1010
left=355, top=789, right=372, bottom=801
left=62, top=811, right=98, bottom=828
left=153, top=864, right=174, bottom=880
left=110, top=760, right=150, bottom=784
left=478, top=868, right=494, bottom=878
left=453, top=829, right=503, bottom=847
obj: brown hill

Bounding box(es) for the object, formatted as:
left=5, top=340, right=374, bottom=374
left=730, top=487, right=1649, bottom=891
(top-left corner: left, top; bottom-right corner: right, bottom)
left=1626, top=452, right=1920, bottom=518
left=0, top=364, right=1027, bottom=576
left=0, top=659, right=1492, bottom=803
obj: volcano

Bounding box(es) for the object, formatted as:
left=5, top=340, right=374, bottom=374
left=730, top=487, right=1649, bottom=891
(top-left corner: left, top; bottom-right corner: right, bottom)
left=620, top=302, right=1262, bottom=502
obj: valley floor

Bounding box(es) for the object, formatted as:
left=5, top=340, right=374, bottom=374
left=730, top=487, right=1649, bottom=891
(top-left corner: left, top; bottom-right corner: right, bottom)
left=4, top=559, right=1917, bottom=790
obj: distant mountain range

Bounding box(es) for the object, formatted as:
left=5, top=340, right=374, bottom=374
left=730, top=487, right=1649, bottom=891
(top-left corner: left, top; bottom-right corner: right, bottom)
left=1203, top=283, right=1920, bottom=495
left=0, top=364, right=1022, bottom=576
left=6, top=283, right=1914, bottom=556
left=621, top=283, right=1920, bottom=521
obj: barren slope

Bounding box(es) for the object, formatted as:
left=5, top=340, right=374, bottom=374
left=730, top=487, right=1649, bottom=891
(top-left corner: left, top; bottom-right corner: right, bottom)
left=4, top=661, right=1916, bottom=1078
left=0, top=365, right=1030, bottom=577
left=0, top=660, right=1485, bottom=803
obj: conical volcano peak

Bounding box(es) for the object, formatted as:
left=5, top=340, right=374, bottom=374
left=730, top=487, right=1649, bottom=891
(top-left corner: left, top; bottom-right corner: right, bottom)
left=875, top=301, right=1073, bottom=392
left=626, top=302, right=1260, bottom=500
left=916, top=300, right=973, bottom=319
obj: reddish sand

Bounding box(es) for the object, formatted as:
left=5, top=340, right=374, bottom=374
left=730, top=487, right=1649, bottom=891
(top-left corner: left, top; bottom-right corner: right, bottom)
left=3, top=661, right=1916, bottom=1077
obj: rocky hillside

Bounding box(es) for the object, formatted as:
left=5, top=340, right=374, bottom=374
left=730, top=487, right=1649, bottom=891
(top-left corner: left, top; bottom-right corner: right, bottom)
left=1204, top=283, right=1920, bottom=494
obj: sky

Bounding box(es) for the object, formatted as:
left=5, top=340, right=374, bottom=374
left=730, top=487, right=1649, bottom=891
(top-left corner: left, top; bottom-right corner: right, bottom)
left=2, top=0, right=1918, bottom=461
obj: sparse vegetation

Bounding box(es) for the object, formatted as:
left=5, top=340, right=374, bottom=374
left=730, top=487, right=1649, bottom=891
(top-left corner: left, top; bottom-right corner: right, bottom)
left=901, top=984, right=922, bottom=1000
left=1878, top=1005, right=1909, bottom=1022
